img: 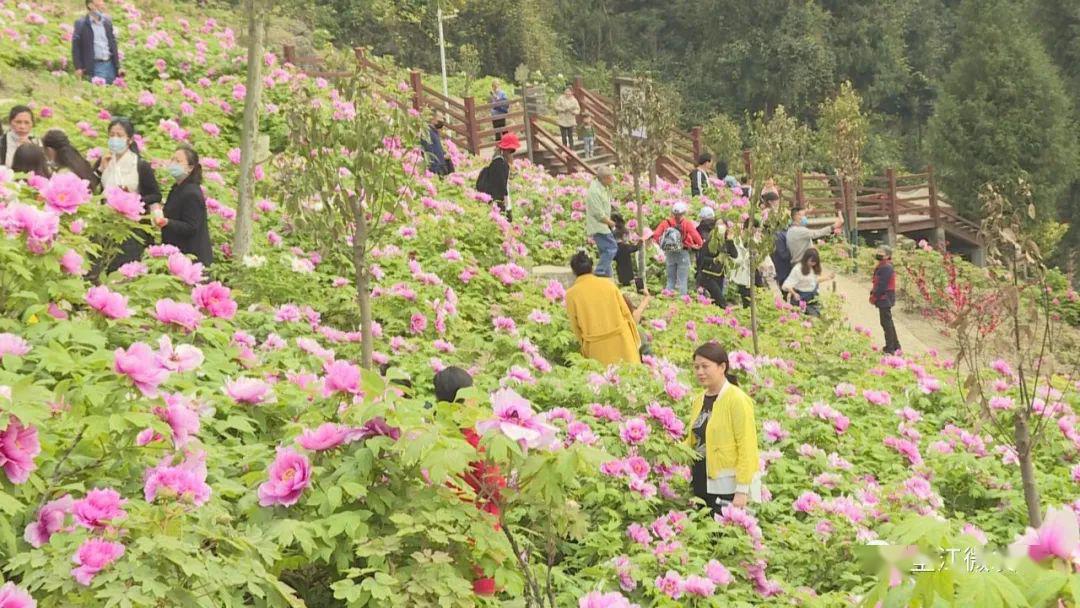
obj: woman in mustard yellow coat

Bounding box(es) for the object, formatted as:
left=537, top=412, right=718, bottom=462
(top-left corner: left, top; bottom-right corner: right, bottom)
left=685, top=342, right=759, bottom=514
left=564, top=251, right=642, bottom=365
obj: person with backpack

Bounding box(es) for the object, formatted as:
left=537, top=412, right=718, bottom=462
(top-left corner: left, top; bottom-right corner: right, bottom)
left=652, top=202, right=703, bottom=296
left=696, top=208, right=730, bottom=307
left=870, top=245, right=901, bottom=354
left=476, top=132, right=519, bottom=220
left=585, top=165, right=618, bottom=278
left=690, top=153, right=712, bottom=197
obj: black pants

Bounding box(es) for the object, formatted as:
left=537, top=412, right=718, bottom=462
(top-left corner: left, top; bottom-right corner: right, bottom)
left=699, top=273, right=727, bottom=307
left=559, top=126, right=574, bottom=148
left=879, top=306, right=901, bottom=354
left=737, top=285, right=751, bottom=307
left=493, top=118, right=506, bottom=141
left=615, top=242, right=639, bottom=286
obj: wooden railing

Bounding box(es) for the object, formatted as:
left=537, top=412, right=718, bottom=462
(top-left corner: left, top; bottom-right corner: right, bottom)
left=792, top=165, right=982, bottom=247
left=528, top=114, right=595, bottom=176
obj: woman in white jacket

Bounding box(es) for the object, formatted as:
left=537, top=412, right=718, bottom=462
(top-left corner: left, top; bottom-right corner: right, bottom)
left=554, top=87, right=581, bottom=148
left=781, top=247, right=832, bottom=316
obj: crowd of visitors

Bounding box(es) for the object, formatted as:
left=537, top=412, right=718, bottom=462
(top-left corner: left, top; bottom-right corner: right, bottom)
left=1, top=102, right=213, bottom=274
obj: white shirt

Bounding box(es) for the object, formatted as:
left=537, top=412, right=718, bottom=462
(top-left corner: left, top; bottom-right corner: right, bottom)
left=782, top=264, right=820, bottom=293
left=100, top=150, right=139, bottom=192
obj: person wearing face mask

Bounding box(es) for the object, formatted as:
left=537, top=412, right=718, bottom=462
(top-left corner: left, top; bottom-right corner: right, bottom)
left=1, top=105, right=37, bottom=169
left=685, top=341, right=760, bottom=515
left=93, top=118, right=161, bottom=272
left=155, top=145, right=213, bottom=266
left=784, top=206, right=843, bottom=274
left=72, top=0, right=120, bottom=84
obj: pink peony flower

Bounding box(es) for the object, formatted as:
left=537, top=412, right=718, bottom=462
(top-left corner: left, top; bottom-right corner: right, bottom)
left=86, top=285, right=133, bottom=319
left=154, top=299, right=203, bottom=332
left=682, top=575, right=716, bottom=597
left=0, top=333, right=30, bottom=356
left=654, top=571, right=683, bottom=599
left=409, top=313, right=428, bottom=334
left=704, top=560, right=732, bottom=586
left=0, top=418, right=40, bottom=484
left=0, top=581, right=36, bottom=607
left=71, top=538, right=125, bottom=586
left=578, top=591, right=635, bottom=608
left=167, top=253, right=205, bottom=285
left=619, top=417, right=650, bottom=446
left=38, top=172, right=91, bottom=214
left=104, top=186, right=144, bottom=220
left=863, top=389, right=892, bottom=406
left=793, top=491, right=822, bottom=513
left=156, top=335, right=204, bottom=372
left=143, top=451, right=211, bottom=506
left=476, top=389, right=558, bottom=449
left=1009, top=506, right=1080, bottom=563
left=60, top=249, right=86, bottom=275
left=297, top=423, right=351, bottom=451
left=323, top=359, right=361, bottom=395
left=224, top=377, right=274, bottom=405
left=72, top=488, right=127, bottom=530
left=113, top=342, right=170, bottom=396
left=191, top=282, right=237, bottom=319
left=118, top=261, right=148, bottom=278
left=258, top=447, right=311, bottom=507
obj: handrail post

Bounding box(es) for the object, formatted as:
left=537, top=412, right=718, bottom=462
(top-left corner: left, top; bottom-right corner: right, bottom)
left=690, top=126, right=702, bottom=160
left=283, top=44, right=296, bottom=66
left=886, top=168, right=899, bottom=245
left=927, top=164, right=945, bottom=249
left=409, top=70, right=423, bottom=113
left=742, top=149, right=753, bottom=182
left=353, top=47, right=365, bottom=71
left=463, top=97, right=479, bottom=155
left=795, top=171, right=805, bottom=208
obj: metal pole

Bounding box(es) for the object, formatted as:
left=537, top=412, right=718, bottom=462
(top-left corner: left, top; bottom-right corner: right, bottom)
left=437, top=4, right=450, bottom=110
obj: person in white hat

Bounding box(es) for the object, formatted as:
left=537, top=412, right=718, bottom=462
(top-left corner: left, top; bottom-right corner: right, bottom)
left=651, top=201, right=703, bottom=296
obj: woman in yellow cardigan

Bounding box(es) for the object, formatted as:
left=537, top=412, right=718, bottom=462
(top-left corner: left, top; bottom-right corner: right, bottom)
left=685, top=342, right=759, bottom=514
left=565, top=251, right=642, bottom=365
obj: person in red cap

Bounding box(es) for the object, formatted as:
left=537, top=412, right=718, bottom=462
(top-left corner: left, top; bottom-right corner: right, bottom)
left=476, top=132, right=519, bottom=221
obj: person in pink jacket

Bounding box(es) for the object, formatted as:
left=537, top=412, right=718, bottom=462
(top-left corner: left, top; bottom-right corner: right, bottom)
left=652, top=202, right=703, bottom=296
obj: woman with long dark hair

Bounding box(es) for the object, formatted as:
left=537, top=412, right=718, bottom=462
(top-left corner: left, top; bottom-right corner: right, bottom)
left=685, top=342, right=759, bottom=514
left=11, top=143, right=51, bottom=178
left=155, top=144, right=212, bottom=266
left=41, top=129, right=94, bottom=181
left=781, top=247, right=832, bottom=316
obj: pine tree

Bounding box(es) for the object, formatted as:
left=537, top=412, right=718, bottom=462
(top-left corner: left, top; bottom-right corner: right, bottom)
left=927, top=0, right=1077, bottom=221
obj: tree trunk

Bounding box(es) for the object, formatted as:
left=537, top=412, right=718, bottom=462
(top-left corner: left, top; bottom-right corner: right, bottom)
left=1015, top=413, right=1042, bottom=526
left=353, top=200, right=373, bottom=369
left=749, top=195, right=760, bottom=354
left=232, top=0, right=266, bottom=260
left=634, top=172, right=646, bottom=279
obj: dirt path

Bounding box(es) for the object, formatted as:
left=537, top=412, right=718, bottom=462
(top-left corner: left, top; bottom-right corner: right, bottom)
left=826, top=272, right=956, bottom=358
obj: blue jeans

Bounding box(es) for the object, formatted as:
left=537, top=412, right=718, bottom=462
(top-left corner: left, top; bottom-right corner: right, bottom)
left=664, top=249, right=691, bottom=295
left=92, top=60, right=116, bottom=84
left=593, top=232, right=618, bottom=278
left=583, top=136, right=595, bottom=158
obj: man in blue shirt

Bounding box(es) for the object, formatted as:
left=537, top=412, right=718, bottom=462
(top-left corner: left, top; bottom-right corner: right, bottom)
left=72, top=0, right=120, bottom=84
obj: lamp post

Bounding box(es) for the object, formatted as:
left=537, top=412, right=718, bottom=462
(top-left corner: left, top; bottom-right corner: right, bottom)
left=437, top=2, right=449, bottom=109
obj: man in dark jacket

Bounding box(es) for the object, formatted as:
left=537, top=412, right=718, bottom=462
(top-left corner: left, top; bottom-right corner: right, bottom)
left=870, top=245, right=901, bottom=354
left=72, top=0, right=120, bottom=84
left=422, top=117, right=450, bottom=176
